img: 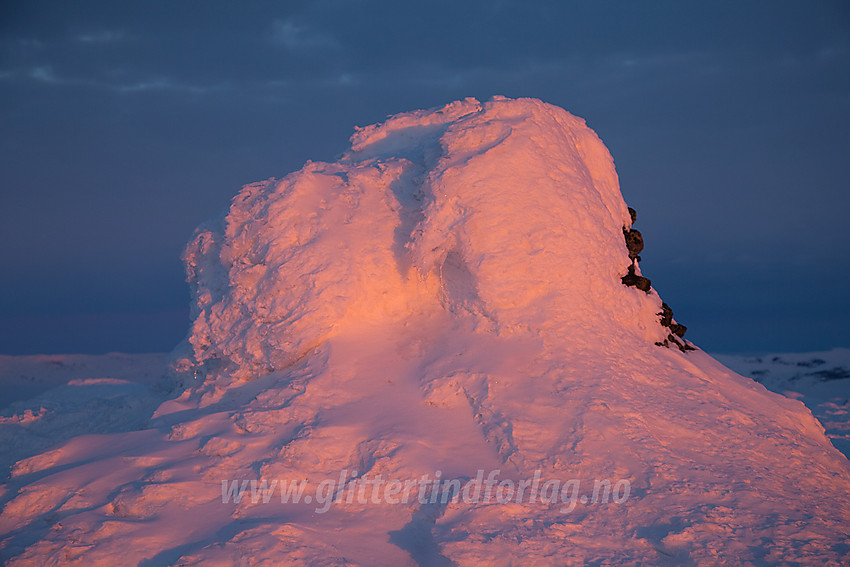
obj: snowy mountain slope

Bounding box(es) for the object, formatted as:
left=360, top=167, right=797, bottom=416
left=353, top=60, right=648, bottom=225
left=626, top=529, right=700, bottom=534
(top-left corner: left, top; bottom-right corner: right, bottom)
left=3, top=350, right=847, bottom=480
left=1, top=348, right=847, bottom=564
left=1, top=97, right=849, bottom=565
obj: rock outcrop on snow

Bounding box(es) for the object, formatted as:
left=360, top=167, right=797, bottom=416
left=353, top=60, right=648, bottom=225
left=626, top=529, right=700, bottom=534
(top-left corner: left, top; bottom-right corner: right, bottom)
left=619, top=205, right=693, bottom=351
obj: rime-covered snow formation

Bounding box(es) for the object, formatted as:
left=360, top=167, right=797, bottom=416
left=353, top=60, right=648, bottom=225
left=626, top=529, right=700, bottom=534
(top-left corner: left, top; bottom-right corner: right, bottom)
left=2, top=98, right=849, bottom=565
left=178, top=96, right=672, bottom=394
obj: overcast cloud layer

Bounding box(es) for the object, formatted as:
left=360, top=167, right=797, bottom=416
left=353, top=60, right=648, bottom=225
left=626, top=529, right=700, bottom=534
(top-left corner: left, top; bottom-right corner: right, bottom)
left=1, top=0, right=849, bottom=354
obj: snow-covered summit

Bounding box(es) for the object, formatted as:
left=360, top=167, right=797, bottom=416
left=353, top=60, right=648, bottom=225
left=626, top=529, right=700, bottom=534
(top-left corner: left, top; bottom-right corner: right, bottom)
left=178, top=96, right=667, bottom=397
left=3, top=98, right=849, bottom=565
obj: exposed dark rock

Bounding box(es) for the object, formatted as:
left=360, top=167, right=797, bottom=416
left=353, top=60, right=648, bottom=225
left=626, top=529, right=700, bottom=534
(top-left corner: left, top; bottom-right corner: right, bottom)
left=621, top=266, right=651, bottom=293
left=623, top=228, right=644, bottom=261
left=670, top=323, right=687, bottom=338
left=621, top=205, right=693, bottom=353
left=659, top=302, right=673, bottom=327
left=797, top=358, right=826, bottom=368
left=666, top=333, right=696, bottom=352
left=808, top=367, right=850, bottom=381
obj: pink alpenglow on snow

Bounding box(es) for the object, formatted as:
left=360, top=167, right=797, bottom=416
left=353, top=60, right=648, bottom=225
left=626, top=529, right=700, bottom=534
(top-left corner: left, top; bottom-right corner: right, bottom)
left=2, top=97, right=849, bottom=565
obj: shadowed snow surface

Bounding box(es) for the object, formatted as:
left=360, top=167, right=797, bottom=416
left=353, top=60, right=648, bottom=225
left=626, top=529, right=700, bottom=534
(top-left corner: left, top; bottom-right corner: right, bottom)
left=1, top=98, right=849, bottom=565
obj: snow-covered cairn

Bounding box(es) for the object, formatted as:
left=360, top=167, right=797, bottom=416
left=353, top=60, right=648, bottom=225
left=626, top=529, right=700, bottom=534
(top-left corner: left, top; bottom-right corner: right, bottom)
left=176, top=97, right=681, bottom=389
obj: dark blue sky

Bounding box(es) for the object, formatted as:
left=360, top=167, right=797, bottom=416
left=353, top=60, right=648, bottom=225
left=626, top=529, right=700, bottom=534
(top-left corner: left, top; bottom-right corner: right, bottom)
left=1, top=1, right=849, bottom=355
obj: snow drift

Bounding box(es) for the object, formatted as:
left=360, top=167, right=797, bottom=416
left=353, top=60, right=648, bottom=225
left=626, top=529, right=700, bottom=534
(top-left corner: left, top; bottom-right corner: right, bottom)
left=2, top=97, right=849, bottom=565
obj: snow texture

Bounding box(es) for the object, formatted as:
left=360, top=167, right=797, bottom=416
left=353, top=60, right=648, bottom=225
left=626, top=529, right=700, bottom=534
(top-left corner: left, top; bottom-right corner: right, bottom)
left=1, top=97, right=849, bottom=565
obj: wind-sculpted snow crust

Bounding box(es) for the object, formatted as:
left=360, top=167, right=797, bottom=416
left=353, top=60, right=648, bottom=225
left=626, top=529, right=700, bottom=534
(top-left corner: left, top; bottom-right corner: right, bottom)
left=179, top=96, right=666, bottom=396
left=2, top=98, right=849, bottom=565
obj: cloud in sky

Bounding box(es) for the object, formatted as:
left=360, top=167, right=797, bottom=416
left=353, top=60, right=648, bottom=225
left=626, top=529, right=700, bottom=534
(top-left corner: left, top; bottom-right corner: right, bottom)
left=28, top=65, right=57, bottom=83
left=1, top=64, right=222, bottom=96
left=75, top=30, right=125, bottom=43
left=270, top=18, right=339, bottom=50
left=3, top=1, right=845, bottom=106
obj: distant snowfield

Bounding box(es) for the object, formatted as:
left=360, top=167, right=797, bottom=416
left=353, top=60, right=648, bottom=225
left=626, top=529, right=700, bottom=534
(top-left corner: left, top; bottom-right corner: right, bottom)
left=0, top=353, right=170, bottom=476
left=715, top=348, right=850, bottom=459
left=2, top=98, right=849, bottom=565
